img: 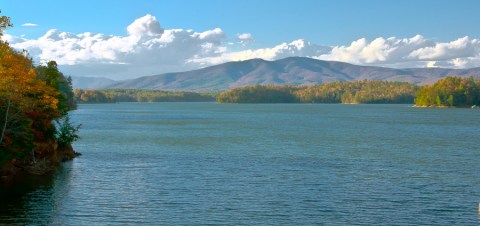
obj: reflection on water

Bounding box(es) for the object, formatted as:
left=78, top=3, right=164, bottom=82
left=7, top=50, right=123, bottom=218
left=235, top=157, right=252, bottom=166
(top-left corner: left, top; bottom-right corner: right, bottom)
left=0, top=162, right=73, bottom=225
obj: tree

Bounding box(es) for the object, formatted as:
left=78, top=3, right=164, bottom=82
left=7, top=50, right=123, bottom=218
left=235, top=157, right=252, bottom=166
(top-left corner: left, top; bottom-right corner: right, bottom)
left=0, top=41, right=60, bottom=149
left=0, top=10, right=12, bottom=36
left=36, top=61, right=77, bottom=115
left=0, top=12, right=61, bottom=151
left=415, top=76, right=480, bottom=107
left=1, top=10, right=81, bottom=173
left=55, top=115, right=81, bottom=147
left=447, top=95, right=454, bottom=106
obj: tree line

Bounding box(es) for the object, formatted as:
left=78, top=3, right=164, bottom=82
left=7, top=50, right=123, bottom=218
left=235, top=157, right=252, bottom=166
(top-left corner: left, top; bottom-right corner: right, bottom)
left=77, top=77, right=479, bottom=107
left=414, top=76, right=480, bottom=107
left=216, top=81, right=420, bottom=104
left=74, top=89, right=216, bottom=103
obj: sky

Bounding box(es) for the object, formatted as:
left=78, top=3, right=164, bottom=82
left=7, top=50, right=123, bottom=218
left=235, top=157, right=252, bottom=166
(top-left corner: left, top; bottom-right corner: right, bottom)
left=1, top=0, right=480, bottom=80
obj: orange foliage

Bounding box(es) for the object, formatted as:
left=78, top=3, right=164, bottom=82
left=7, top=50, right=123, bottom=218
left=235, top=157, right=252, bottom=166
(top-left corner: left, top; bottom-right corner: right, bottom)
left=0, top=41, right=59, bottom=116
left=0, top=40, right=60, bottom=151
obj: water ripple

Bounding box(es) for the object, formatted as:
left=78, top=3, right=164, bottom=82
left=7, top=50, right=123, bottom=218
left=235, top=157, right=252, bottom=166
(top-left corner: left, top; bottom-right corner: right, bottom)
left=1, top=103, right=479, bottom=225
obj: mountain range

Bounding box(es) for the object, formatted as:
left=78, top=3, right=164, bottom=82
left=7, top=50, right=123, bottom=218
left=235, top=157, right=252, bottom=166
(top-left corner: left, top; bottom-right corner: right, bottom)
left=71, top=57, right=480, bottom=91
left=71, top=76, right=117, bottom=90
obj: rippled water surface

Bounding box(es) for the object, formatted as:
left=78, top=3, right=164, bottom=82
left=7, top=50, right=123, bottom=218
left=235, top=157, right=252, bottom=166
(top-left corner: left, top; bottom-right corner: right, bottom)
left=1, top=103, right=479, bottom=225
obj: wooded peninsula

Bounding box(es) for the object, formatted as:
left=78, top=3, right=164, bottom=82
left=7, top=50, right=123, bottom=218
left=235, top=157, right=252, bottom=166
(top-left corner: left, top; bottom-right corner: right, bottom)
left=1, top=14, right=79, bottom=181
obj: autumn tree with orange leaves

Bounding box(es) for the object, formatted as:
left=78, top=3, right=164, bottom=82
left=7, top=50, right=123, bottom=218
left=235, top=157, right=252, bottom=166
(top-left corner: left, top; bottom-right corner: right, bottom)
left=0, top=11, right=79, bottom=168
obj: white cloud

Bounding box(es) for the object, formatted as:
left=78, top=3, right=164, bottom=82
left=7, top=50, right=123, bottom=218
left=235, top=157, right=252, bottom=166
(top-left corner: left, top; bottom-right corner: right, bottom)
left=6, top=15, right=228, bottom=78
left=21, top=23, right=39, bottom=27
left=237, top=33, right=254, bottom=46
left=2, top=34, right=26, bottom=43
left=408, top=36, right=478, bottom=60
left=127, top=14, right=163, bottom=37
left=3, top=14, right=480, bottom=80
left=189, top=35, right=480, bottom=70
left=316, top=35, right=480, bottom=68
left=316, top=35, right=434, bottom=65
left=188, top=39, right=332, bottom=65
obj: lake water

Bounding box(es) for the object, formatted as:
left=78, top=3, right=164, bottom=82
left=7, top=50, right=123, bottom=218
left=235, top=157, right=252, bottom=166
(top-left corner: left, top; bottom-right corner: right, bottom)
left=1, top=103, right=479, bottom=225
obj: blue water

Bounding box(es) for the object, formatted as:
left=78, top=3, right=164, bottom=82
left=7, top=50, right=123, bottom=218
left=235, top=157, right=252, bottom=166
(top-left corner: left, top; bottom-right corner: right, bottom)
left=1, top=103, right=479, bottom=225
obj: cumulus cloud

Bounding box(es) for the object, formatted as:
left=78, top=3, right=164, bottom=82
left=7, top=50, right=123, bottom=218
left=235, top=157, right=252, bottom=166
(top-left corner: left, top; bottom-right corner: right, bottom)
left=316, top=35, right=480, bottom=68
left=6, top=14, right=228, bottom=78
left=316, top=35, right=435, bottom=65
left=127, top=14, right=163, bottom=37
left=3, top=14, right=480, bottom=80
left=408, top=36, right=479, bottom=60
left=237, top=33, right=254, bottom=46
left=188, top=39, right=332, bottom=66
left=21, top=23, right=39, bottom=27
left=2, top=34, right=26, bottom=43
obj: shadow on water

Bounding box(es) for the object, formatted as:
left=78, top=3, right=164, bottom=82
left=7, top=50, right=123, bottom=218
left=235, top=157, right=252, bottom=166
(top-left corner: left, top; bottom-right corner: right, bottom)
left=0, top=162, right=73, bottom=225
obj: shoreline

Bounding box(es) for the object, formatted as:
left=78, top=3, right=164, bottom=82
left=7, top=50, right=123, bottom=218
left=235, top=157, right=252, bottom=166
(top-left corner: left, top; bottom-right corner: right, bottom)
left=412, top=104, right=479, bottom=108
left=0, top=145, right=80, bottom=185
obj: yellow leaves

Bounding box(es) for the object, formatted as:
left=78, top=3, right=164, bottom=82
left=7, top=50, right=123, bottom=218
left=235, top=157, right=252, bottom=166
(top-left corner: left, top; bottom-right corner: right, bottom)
left=0, top=41, right=59, bottom=116
left=218, top=81, right=419, bottom=104
left=415, top=76, right=480, bottom=107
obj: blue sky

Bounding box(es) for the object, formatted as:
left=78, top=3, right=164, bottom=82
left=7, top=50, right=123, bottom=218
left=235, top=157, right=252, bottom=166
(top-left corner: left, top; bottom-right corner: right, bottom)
left=1, top=0, right=480, bottom=79
left=3, top=0, right=480, bottom=45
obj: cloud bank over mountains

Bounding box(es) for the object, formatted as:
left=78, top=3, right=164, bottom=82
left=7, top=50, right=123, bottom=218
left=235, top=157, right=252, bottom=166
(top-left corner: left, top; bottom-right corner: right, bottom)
left=4, top=14, right=480, bottom=79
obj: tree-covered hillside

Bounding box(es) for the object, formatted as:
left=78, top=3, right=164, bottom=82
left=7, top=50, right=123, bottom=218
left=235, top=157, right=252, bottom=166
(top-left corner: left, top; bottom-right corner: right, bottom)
left=415, top=76, right=480, bottom=107
left=217, top=81, right=419, bottom=104
left=74, top=89, right=216, bottom=103
left=216, top=85, right=299, bottom=103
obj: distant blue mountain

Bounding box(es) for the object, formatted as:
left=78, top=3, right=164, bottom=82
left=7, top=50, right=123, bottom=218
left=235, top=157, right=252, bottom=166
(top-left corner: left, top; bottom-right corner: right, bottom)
left=87, top=57, right=480, bottom=91
left=71, top=76, right=117, bottom=89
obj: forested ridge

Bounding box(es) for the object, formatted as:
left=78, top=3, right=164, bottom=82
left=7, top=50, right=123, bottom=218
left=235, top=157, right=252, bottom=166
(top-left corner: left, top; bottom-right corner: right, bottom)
left=216, top=81, right=420, bottom=104
left=414, top=76, right=480, bottom=107
left=74, top=89, right=215, bottom=103
left=0, top=12, right=80, bottom=180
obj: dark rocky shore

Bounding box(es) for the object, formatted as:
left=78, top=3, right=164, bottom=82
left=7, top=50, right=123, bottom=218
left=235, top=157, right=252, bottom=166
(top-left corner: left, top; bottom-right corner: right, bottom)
left=0, top=143, right=80, bottom=184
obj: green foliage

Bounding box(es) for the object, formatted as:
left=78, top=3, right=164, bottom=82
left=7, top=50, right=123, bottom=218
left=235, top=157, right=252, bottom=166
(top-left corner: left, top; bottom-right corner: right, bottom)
left=0, top=10, right=78, bottom=162
left=74, top=89, right=113, bottom=103
left=55, top=116, right=81, bottom=147
left=0, top=115, right=34, bottom=156
left=0, top=38, right=59, bottom=154
left=36, top=61, right=77, bottom=115
left=0, top=11, right=80, bottom=172
left=415, top=76, right=480, bottom=107
left=74, top=89, right=216, bottom=103
left=217, top=81, right=419, bottom=104
left=216, top=85, right=298, bottom=103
